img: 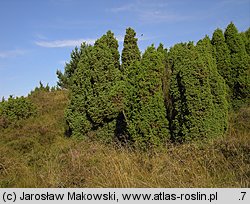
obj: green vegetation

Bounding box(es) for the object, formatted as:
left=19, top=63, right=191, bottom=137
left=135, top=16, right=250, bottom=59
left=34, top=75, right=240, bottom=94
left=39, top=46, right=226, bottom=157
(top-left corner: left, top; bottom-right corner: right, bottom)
left=125, top=45, right=169, bottom=148
left=211, top=28, right=232, bottom=93
left=121, top=27, right=141, bottom=72
left=61, top=23, right=249, bottom=145
left=168, top=42, right=216, bottom=141
left=196, top=36, right=228, bottom=138
left=65, top=31, right=123, bottom=141
left=56, top=44, right=86, bottom=89
left=0, top=22, right=249, bottom=187
left=0, top=96, right=36, bottom=128
left=244, top=28, right=250, bottom=55
left=0, top=89, right=249, bottom=187
left=224, top=22, right=250, bottom=108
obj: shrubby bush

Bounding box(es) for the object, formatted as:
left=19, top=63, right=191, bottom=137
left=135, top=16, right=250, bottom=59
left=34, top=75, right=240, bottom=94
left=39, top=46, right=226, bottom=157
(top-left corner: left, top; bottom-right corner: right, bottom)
left=0, top=96, right=36, bottom=128
left=29, top=81, right=60, bottom=96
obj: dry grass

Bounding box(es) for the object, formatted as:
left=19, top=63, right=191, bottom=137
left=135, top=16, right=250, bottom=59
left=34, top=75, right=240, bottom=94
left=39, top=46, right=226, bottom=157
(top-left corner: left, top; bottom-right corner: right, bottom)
left=0, top=90, right=249, bottom=187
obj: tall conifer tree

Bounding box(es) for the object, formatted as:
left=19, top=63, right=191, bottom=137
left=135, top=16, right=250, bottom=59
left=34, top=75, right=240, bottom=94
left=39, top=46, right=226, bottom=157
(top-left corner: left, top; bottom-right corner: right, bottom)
left=211, top=29, right=232, bottom=90
left=121, top=27, right=141, bottom=72
left=243, top=28, right=250, bottom=56
left=57, top=43, right=89, bottom=89
left=118, top=27, right=142, bottom=142
left=197, top=36, right=228, bottom=136
left=65, top=45, right=93, bottom=137
left=169, top=43, right=214, bottom=141
left=65, top=31, right=123, bottom=140
left=224, top=22, right=250, bottom=107
left=125, top=45, right=169, bottom=147
left=157, top=43, right=172, bottom=118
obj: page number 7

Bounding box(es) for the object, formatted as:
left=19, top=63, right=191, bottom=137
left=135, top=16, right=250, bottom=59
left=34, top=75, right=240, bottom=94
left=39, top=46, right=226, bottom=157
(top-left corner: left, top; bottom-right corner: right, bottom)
left=240, top=192, right=246, bottom=201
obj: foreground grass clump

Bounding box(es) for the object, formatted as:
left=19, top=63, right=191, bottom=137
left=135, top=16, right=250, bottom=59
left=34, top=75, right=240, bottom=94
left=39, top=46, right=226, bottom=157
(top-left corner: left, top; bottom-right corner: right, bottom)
left=0, top=90, right=249, bottom=187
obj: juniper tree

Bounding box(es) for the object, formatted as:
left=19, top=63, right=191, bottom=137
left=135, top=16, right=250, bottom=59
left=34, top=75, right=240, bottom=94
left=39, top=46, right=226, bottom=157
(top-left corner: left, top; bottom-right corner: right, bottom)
left=125, top=45, right=169, bottom=148
left=211, top=29, right=232, bottom=90
left=116, top=27, right=142, bottom=142
left=169, top=43, right=215, bottom=141
left=65, top=31, right=123, bottom=141
left=197, top=36, right=228, bottom=136
left=157, top=43, right=172, bottom=118
left=243, top=28, right=250, bottom=55
left=121, top=27, right=141, bottom=72
left=57, top=43, right=89, bottom=89
left=95, top=30, right=120, bottom=70
left=224, top=22, right=250, bottom=107
left=64, top=45, right=93, bottom=137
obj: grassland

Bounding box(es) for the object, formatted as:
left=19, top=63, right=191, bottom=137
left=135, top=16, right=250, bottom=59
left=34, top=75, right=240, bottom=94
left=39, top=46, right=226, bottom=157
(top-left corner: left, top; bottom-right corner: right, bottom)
left=0, top=90, right=249, bottom=187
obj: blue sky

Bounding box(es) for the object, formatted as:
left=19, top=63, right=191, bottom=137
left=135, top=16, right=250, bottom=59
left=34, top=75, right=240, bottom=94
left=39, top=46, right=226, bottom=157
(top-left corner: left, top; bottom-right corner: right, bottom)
left=0, top=0, right=249, bottom=98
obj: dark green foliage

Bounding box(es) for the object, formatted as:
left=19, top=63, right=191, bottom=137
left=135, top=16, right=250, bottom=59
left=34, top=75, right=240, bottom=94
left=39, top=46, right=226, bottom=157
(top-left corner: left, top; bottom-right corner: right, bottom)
left=157, top=43, right=172, bottom=118
left=244, top=28, right=250, bottom=55
left=224, top=22, right=250, bottom=108
left=211, top=29, right=232, bottom=91
left=169, top=38, right=228, bottom=142
left=121, top=27, right=141, bottom=72
left=119, top=27, right=142, bottom=142
left=65, top=31, right=123, bottom=141
left=57, top=43, right=89, bottom=89
left=196, top=36, right=228, bottom=136
left=95, top=30, right=120, bottom=70
left=60, top=24, right=247, bottom=145
left=169, top=43, right=215, bottom=141
left=125, top=45, right=169, bottom=148
left=0, top=96, right=36, bottom=128
left=225, top=23, right=245, bottom=53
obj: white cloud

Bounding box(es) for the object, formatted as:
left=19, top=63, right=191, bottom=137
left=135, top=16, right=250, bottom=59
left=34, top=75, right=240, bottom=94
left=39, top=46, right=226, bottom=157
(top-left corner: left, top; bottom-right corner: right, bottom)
left=109, top=1, right=191, bottom=23
left=35, top=35, right=129, bottom=48
left=35, top=39, right=96, bottom=48
left=109, top=4, right=134, bottom=12
left=138, top=10, right=189, bottom=23
left=0, top=49, right=26, bottom=58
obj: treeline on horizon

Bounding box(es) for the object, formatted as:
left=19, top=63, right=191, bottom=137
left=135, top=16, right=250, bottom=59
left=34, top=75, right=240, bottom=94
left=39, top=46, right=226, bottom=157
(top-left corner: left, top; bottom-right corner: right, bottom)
left=1, top=22, right=250, bottom=149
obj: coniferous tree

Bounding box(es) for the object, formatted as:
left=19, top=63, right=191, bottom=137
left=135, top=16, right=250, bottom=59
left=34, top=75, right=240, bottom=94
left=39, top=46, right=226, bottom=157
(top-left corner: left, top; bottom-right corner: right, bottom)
left=244, top=28, right=250, bottom=55
left=157, top=43, right=172, bottom=119
left=95, top=30, right=120, bottom=70
left=57, top=43, right=89, bottom=89
left=93, top=31, right=126, bottom=140
left=121, top=27, right=141, bottom=72
left=65, top=45, right=93, bottom=137
left=118, top=27, right=142, bottom=142
left=125, top=45, right=169, bottom=147
left=211, top=29, right=232, bottom=90
left=169, top=43, right=214, bottom=141
left=197, top=36, right=228, bottom=136
left=65, top=31, right=123, bottom=140
left=224, top=22, right=250, bottom=107
left=62, top=25, right=246, bottom=145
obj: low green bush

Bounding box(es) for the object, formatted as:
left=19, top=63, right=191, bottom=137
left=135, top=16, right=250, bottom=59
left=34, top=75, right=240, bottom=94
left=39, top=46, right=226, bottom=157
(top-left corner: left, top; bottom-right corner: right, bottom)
left=0, top=96, right=36, bottom=128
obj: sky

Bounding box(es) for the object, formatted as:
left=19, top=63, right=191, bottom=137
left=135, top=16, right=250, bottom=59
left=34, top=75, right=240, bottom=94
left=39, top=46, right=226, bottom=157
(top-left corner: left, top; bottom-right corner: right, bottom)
left=0, top=0, right=249, bottom=98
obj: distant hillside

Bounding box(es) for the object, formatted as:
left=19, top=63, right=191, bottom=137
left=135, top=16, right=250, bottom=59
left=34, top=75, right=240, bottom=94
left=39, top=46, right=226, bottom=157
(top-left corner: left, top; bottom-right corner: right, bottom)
left=0, top=89, right=249, bottom=187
